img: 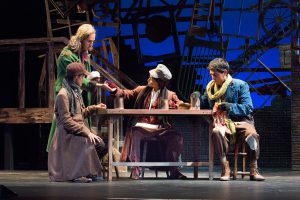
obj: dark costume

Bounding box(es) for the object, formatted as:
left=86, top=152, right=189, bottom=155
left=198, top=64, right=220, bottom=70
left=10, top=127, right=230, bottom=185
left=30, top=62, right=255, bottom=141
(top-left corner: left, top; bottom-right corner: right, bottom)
left=48, top=80, right=104, bottom=182
left=114, top=86, right=185, bottom=178
left=46, top=48, right=96, bottom=152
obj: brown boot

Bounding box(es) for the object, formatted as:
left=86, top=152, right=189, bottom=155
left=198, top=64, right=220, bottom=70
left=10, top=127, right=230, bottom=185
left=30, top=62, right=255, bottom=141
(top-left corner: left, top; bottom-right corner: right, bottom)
left=220, top=161, right=231, bottom=181
left=250, top=163, right=265, bottom=181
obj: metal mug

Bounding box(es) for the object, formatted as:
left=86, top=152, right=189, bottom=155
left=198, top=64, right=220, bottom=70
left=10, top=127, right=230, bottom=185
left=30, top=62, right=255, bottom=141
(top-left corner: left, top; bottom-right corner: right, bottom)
left=160, top=99, right=169, bottom=110
left=114, top=97, right=124, bottom=109
left=190, top=91, right=200, bottom=110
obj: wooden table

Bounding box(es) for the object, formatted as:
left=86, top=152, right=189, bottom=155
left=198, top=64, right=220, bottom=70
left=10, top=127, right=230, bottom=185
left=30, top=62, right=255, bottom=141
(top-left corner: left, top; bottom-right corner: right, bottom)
left=97, top=109, right=213, bottom=181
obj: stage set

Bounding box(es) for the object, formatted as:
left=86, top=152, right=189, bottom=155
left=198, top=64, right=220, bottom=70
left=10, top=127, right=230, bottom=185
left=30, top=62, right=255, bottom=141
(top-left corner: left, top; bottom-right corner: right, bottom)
left=0, top=0, right=300, bottom=199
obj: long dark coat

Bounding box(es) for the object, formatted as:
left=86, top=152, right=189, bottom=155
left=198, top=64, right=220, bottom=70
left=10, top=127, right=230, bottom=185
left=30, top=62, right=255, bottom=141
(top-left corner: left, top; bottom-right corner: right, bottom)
left=48, top=88, right=102, bottom=182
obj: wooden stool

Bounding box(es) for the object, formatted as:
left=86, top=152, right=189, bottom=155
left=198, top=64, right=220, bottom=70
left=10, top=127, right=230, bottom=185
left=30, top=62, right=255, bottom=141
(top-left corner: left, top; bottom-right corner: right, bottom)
left=229, top=140, right=250, bottom=180
left=141, top=137, right=169, bottom=178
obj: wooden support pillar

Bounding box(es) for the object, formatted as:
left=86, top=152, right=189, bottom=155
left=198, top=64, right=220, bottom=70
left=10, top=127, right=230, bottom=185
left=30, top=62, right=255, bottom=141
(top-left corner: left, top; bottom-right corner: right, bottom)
left=47, top=42, right=55, bottom=108
left=4, top=125, right=14, bottom=170
left=19, top=44, right=25, bottom=108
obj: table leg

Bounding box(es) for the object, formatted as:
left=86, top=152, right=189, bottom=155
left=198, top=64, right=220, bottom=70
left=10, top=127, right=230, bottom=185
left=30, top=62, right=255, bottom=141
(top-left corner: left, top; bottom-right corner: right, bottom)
left=108, top=116, right=114, bottom=182
left=192, top=117, right=199, bottom=179
left=209, top=128, right=214, bottom=180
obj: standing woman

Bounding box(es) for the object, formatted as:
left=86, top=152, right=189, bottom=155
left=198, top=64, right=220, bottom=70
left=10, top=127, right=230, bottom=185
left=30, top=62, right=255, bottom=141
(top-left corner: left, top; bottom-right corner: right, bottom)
left=48, top=62, right=107, bottom=183
left=47, top=24, right=100, bottom=152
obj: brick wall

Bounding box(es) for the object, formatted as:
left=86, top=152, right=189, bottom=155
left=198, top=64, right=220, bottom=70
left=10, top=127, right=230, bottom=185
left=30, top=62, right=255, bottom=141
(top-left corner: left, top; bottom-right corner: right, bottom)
left=291, top=55, right=300, bottom=170
left=254, top=96, right=291, bottom=168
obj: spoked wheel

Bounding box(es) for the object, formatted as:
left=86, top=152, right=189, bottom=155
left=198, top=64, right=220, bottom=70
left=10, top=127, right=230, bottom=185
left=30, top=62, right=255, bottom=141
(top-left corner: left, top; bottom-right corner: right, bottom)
left=260, top=1, right=296, bottom=37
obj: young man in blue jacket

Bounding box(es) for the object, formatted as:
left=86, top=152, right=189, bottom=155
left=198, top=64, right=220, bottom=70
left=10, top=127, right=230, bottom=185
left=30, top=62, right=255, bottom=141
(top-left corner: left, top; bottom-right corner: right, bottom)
left=201, top=58, right=265, bottom=181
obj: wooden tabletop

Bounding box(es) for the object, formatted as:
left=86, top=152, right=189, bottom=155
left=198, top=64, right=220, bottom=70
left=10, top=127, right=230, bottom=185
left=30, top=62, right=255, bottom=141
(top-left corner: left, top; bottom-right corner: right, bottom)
left=97, top=108, right=212, bottom=116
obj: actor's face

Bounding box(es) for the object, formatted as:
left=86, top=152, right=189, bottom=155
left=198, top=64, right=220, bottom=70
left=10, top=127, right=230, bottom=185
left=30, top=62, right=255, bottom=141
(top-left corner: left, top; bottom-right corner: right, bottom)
left=147, top=76, right=159, bottom=90
left=81, top=33, right=96, bottom=51
left=74, top=74, right=85, bottom=86
left=209, top=69, right=228, bottom=86
left=92, top=77, right=101, bottom=83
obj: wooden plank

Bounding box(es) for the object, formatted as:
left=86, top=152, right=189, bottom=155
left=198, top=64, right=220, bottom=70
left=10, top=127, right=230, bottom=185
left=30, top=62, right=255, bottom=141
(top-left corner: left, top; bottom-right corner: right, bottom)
left=0, top=108, right=54, bottom=124
left=0, top=37, right=68, bottom=45
left=18, top=44, right=25, bottom=108
left=47, top=42, right=55, bottom=108
left=111, top=162, right=209, bottom=167
left=97, top=109, right=212, bottom=116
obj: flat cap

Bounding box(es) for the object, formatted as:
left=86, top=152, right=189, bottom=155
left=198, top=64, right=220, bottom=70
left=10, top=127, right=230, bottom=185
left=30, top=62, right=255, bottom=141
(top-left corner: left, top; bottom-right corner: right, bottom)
left=149, top=64, right=172, bottom=81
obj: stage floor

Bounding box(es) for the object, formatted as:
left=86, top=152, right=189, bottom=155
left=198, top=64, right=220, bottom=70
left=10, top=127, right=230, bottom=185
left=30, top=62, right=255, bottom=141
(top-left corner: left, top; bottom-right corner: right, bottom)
left=0, top=168, right=300, bottom=200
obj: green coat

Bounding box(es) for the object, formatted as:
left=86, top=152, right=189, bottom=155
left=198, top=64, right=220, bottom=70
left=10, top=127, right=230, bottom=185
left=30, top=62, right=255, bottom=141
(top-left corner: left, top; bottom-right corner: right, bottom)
left=54, top=48, right=92, bottom=95
left=46, top=47, right=94, bottom=152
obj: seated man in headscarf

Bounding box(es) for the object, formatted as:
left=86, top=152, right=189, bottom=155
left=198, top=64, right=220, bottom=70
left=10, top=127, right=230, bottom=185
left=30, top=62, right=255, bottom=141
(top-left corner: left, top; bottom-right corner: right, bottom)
left=101, top=64, right=188, bottom=180
left=200, top=58, right=265, bottom=181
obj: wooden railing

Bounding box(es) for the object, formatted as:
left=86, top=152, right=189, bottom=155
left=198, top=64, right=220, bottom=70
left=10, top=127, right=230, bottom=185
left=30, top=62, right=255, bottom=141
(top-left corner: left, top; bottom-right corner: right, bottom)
left=0, top=36, right=138, bottom=124
left=0, top=37, right=66, bottom=123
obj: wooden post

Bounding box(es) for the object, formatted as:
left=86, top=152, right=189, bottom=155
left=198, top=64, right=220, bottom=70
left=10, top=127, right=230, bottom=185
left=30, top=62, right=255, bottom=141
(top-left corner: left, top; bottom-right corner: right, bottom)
left=47, top=42, right=55, bottom=108
left=4, top=125, right=14, bottom=170
left=19, top=44, right=25, bottom=108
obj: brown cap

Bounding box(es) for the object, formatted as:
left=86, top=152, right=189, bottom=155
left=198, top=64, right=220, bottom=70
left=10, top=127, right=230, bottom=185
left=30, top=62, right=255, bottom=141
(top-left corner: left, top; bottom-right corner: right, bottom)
left=66, top=62, right=90, bottom=77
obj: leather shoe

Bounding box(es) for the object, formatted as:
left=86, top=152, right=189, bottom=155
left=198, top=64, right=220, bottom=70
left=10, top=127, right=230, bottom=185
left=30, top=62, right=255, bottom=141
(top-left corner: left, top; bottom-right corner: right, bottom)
left=250, top=168, right=265, bottom=181
left=87, top=174, right=104, bottom=182
left=72, top=176, right=92, bottom=183
left=220, top=161, right=231, bottom=181
left=168, top=169, right=187, bottom=179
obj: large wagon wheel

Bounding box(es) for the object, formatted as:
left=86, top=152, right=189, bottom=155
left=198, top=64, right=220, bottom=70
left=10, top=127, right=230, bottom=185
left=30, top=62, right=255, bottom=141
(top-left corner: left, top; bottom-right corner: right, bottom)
left=260, top=1, right=296, bottom=37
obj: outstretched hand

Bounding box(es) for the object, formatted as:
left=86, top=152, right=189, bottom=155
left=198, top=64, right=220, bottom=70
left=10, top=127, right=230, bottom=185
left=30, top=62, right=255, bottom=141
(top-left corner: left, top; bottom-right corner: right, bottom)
left=96, top=103, right=107, bottom=110
left=96, top=81, right=117, bottom=93
left=105, top=80, right=118, bottom=89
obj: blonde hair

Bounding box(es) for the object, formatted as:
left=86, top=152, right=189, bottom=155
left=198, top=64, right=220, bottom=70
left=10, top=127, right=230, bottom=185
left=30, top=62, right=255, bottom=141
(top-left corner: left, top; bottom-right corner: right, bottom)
left=67, top=24, right=96, bottom=52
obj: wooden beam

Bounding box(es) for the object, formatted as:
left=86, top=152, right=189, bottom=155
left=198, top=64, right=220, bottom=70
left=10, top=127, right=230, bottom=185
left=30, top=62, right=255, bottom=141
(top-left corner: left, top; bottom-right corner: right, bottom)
left=0, top=108, right=54, bottom=124
left=0, top=37, right=68, bottom=45
left=47, top=42, right=55, bottom=108
left=19, top=44, right=25, bottom=108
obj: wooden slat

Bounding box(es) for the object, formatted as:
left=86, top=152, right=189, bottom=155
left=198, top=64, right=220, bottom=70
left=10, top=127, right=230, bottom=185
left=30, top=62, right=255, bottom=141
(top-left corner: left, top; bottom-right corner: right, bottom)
left=47, top=42, right=55, bottom=108
left=0, top=37, right=68, bottom=45
left=0, top=108, right=54, bottom=124
left=111, top=162, right=209, bottom=167
left=97, top=109, right=212, bottom=116
left=18, top=44, right=25, bottom=108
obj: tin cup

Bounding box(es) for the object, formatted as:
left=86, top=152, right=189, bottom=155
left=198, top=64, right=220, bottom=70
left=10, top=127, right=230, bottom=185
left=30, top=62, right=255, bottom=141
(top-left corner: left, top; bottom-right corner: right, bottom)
left=190, top=92, right=200, bottom=110
left=160, top=99, right=169, bottom=110
left=114, top=97, right=124, bottom=109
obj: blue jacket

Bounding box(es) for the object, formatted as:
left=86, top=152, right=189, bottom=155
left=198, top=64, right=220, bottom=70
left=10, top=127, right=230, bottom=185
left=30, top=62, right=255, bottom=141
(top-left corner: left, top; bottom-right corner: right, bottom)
left=201, top=78, right=254, bottom=121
